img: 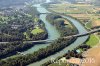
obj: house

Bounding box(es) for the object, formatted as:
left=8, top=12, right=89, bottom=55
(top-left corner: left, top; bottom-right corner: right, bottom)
left=11, top=24, right=22, bottom=29
left=76, top=50, right=81, bottom=53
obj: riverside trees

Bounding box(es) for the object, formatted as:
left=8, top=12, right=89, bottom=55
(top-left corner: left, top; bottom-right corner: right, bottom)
left=0, top=6, right=48, bottom=59
left=46, top=14, right=78, bottom=37
left=0, top=6, right=48, bottom=42
left=0, top=13, right=78, bottom=66
left=0, top=37, right=76, bottom=66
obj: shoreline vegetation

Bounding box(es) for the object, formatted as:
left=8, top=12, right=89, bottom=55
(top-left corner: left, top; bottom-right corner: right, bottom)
left=0, top=4, right=79, bottom=66
left=46, top=14, right=78, bottom=37
left=0, top=6, right=48, bottom=42
left=41, top=3, right=100, bottom=66
left=41, top=36, right=91, bottom=66
left=0, top=37, right=76, bottom=66
left=0, top=13, right=78, bottom=66
left=1, top=1, right=99, bottom=66
left=0, top=5, right=48, bottom=59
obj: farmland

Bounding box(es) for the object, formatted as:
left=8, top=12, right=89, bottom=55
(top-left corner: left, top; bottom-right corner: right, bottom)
left=48, top=3, right=100, bottom=29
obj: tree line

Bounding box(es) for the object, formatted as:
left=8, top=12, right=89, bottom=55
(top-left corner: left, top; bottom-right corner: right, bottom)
left=0, top=41, right=34, bottom=59
left=0, top=6, right=48, bottom=42
left=0, top=13, right=78, bottom=66
left=41, top=44, right=90, bottom=66
left=0, top=37, right=76, bottom=66
left=46, top=14, right=78, bottom=37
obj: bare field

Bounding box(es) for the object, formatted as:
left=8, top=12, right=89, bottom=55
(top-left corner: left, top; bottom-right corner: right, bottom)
left=82, top=44, right=100, bottom=66
left=93, top=19, right=100, bottom=27
left=66, top=44, right=100, bottom=66
left=48, top=3, right=100, bottom=28
left=67, top=14, right=90, bottom=19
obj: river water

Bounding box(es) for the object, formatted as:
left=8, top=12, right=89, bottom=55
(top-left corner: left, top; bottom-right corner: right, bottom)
left=28, top=1, right=89, bottom=66
left=22, top=4, right=60, bottom=54
left=1, top=0, right=89, bottom=66
left=1, top=2, right=60, bottom=60
left=22, top=14, right=60, bottom=54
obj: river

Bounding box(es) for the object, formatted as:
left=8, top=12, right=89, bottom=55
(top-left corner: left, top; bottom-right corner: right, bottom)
left=22, top=12, right=60, bottom=54
left=21, top=4, right=60, bottom=54
left=28, top=1, right=89, bottom=66
left=1, top=2, right=60, bottom=60
left=1, top=0, right=89, bottom=66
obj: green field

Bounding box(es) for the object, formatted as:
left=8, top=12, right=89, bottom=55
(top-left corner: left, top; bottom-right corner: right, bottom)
left=24, top=28, right=44, bottom=39
left=85, top=22, right=92, bottom=29
left=31, top=28, right=44, bottom=35
left=0, top=16, right=8, bottom=24
left=86, top=34, right=99, bottom=47
left=48, top=4, right=93, bottom=14
left=0, top=15, right=15, bottom=24
left=24, top=32, right=30, bottom=40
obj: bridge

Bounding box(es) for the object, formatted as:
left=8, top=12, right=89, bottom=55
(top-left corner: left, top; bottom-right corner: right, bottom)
left=25, top=39, right=54, bottom=43
left=25, top=28, right=100, bottom=43
left=0, top=28, right=100, bottom=44
left=39, top=12, right=51, bottom=14
left=64, top=28, right=100, bottom=39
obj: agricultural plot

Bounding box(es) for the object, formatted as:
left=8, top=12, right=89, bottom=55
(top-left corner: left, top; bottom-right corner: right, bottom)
left=48, top=3, right=100, bottom=29
left=86, top=34, right=99, bottom=47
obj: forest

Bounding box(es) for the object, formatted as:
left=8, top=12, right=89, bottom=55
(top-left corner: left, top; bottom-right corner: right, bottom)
left=0, top=6, right=48, bottom=42
left=0, top=37, right=76, bottom=66
left=0, top=5, right=48, bottom=59
left=0, top=41, right=33, bottom=59
left=0, top=12, right=78, bottom=66
left=0, top=1, right=79, bottom=66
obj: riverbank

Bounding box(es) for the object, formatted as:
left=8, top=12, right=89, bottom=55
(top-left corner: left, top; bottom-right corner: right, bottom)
left=0, top=1, right=89, bottom=66
left=33, top=2, right=89, bottom=66
left=0, top=37, right=77, bottom=66
left=0, top=5, right=78, bottom=66
left=46, top=14, right=78, bottom=37
left=0, top=5, right=50, bottom=60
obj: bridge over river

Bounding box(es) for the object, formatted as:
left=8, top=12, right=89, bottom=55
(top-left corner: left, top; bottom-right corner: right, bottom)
left=26, top=28, right=100, bottom=43
left=39, top=13, right=51, bottom=14
left=64, top=28, right=100, bottom=39
left=0, top=28, right=99, bottom=44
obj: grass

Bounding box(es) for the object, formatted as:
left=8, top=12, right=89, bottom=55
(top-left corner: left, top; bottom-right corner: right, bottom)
left=23, top=32, right=30, bottom=40
left=48, top=4, right=91, bottom=14
left=78, top=48, right=83, bottom=52
left=0, top=15, right=15, bottom=24
left=86, top=22, right=92, bottom=29
left=24, top=27, right=44, bottom=40
left=0, top=16, right=8, bottom=24
left=25, top=14, right=32, bottom=17
left=86, top=34, right=99, bottom=47
left=0, top=16, right=8, bottom=20
left=49, top=63, right=67, bottom=66
left=31, top=28, right=44, bottom=35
